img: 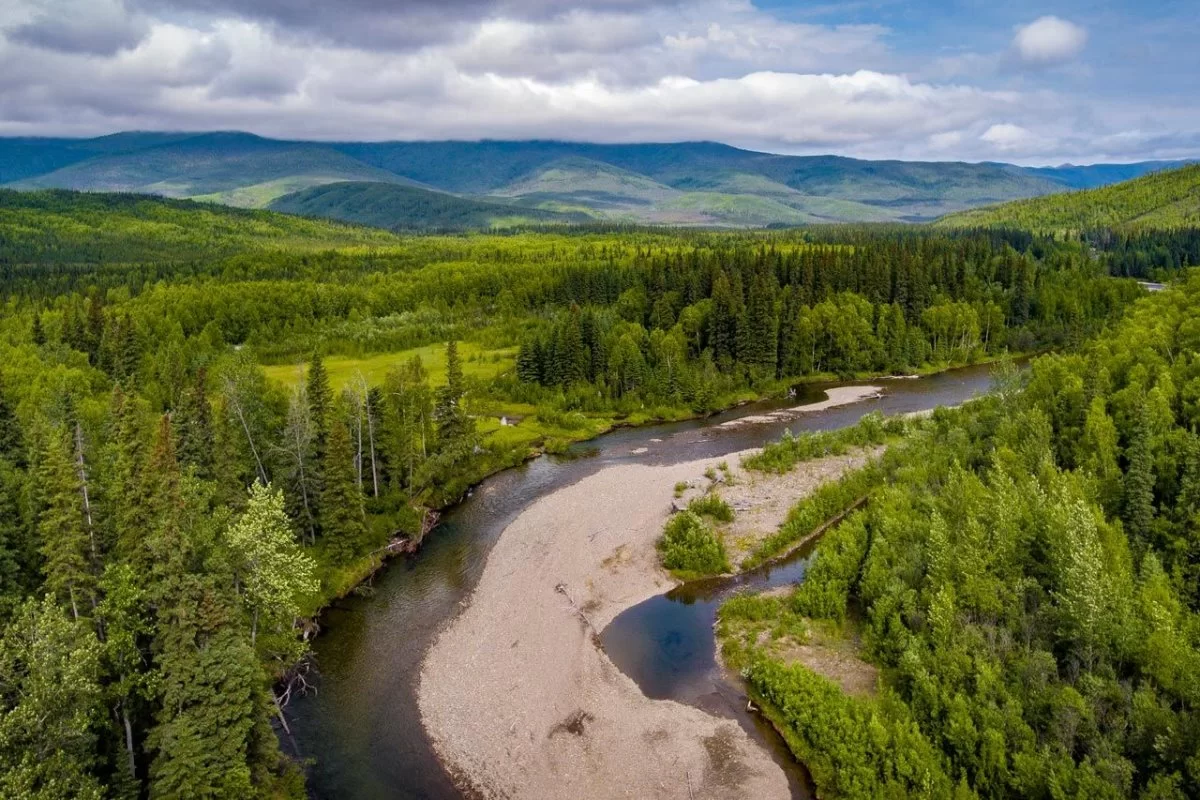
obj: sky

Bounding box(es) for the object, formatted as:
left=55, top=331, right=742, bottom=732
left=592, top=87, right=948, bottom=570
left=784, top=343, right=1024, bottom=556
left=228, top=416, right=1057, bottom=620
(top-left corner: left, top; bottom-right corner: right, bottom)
left=0, top=0, right=1196, bottom=164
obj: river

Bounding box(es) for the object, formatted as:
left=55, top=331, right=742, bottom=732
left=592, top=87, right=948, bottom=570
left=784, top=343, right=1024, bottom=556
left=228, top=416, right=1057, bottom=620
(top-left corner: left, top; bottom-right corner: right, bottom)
left=287, top=364, right=1000, bottom=799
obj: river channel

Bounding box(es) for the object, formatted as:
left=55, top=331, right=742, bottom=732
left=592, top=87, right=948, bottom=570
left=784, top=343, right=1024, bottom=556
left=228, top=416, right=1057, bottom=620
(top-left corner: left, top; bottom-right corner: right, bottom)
left=288, top=364, right=1000, bottom=798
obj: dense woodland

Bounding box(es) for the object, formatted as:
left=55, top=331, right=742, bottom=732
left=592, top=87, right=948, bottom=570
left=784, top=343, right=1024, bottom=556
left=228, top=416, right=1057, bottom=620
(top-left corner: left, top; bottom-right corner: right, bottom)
left=720, top=275, right=1200, bottom=798
left=0, top=187, right=1195, bottom=797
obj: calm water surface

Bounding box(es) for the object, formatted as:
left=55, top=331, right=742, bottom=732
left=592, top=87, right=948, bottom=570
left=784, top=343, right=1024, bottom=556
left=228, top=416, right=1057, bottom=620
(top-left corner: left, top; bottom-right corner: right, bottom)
left=288, top=365, right=999, bottom=799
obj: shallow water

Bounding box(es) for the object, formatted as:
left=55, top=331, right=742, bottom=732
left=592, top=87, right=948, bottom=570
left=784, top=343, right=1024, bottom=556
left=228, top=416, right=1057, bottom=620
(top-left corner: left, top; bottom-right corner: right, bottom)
left=287, top=365, right=999, bottom=799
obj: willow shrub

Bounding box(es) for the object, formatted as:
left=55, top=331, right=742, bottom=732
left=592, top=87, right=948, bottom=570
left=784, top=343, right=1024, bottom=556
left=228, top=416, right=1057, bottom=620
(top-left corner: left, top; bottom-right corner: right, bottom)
left=658, top=510, right=730, bottom=576
left=742, top=411, right=904, bottom=475
left=688, top=493, right=734, bottom=522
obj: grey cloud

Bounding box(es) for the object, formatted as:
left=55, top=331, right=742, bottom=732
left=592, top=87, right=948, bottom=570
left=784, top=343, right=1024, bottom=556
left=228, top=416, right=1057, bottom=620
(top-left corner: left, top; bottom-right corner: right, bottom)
left=6, top=0, right=149, bottom=55
left=130, top=0, right=675, bottom=51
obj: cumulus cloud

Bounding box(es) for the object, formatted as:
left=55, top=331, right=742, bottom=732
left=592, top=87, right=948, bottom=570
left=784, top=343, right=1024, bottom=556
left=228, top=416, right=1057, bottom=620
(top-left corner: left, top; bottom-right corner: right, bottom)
left=0, top=0, right=1194, bottom=164
left=1013, top=16, right=1087, bottom=65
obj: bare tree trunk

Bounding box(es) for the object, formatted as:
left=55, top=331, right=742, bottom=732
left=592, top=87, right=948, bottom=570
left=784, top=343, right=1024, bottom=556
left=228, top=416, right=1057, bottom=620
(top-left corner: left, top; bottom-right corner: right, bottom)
left=367, top=398, right=379, bottom=499
left=120, top=702, right=137, bottom=781
left=225, top=378, right=269, bottom=485
left=74, top=423, right=99, bottom=587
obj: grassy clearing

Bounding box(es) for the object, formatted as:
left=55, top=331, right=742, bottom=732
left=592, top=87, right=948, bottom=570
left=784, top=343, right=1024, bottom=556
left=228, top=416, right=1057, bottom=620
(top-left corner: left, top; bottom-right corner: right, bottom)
left=262, top=341, right=517, bottom=390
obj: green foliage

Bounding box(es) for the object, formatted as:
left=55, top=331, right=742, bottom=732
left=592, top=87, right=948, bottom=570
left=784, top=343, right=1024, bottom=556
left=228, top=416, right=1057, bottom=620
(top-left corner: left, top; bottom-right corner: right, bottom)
left=722, top=274, right=1200, bottom=799
left=318, top=418, right=366, bottom=565
left=790, top=513, right=870, bottom=622
left=0, top=186, right=1186, bottom=799
left=743, top=462, right=883, bottom=569
left=0, top=596, right=105, bottom=800
left=743, top=411, right=901, bottom=474
left=36, top=425, right=96, bottom=620
left=269, top=180, right=584, bottom=230
left=658, top=510, right=730, bottom=576
left=745, top=659, right=955, bottom=799
left=224, top=482, right=318, bottom=660
left=937, top=163, right=1200, bottom=232
left=687, top=493, right=734, bottom=523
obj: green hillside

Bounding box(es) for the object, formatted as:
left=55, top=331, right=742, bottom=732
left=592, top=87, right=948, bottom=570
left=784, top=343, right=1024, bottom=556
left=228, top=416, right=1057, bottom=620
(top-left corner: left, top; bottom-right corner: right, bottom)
left=935, top=163, right=1200, bottom=231
left=11, top=132, right=409, bottom=207
left=0, top=188, right=399, bottom=263
left=488, top=157, right=680, bottom=208
left=269, top=181, right=585, bottom=229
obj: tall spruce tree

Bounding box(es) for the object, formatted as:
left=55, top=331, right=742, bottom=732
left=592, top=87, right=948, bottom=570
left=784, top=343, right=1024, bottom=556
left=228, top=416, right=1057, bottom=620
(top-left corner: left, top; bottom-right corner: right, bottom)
left=104, top=387, right=153, bottom=566
left=173, top=370, right=214, bottom=479
left=319, top=416, right=365, bottom=564
left=0, top=375, right=24, bottom=467
left=143, top=416, right=267, bottom=799
left=306, top=351, right=331, bottom=452
left=434, top=341, right=470, bottom=445
left=1123, top=412, right=1155, bottom=543
left=38, top=426, right=95, bottom=620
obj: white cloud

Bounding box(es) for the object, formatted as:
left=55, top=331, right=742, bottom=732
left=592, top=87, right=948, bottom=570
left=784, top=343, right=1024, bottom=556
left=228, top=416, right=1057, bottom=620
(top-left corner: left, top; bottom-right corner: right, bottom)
left=1013, top=16, right=1087, bottom=65
left=0, top=1, right=1195, bottom=164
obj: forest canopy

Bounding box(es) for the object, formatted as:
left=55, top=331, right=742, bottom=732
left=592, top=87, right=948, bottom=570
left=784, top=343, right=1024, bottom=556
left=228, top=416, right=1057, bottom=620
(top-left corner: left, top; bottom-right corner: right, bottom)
left=0, top=186, right=1195, bottom=797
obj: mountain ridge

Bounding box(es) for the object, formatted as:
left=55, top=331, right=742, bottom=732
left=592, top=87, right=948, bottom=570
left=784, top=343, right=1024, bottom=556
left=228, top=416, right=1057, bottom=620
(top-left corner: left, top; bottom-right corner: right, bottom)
left=2, top=131, right=1193, bottom=227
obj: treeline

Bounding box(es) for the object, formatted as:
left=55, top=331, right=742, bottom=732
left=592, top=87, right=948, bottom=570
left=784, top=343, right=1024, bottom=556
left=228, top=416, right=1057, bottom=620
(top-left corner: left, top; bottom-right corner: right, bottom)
left=515, top=234, right=1139, bottom=404
left=0, top=335, right=487, bottom=797
left=724, top=273, right=1200, bottom=798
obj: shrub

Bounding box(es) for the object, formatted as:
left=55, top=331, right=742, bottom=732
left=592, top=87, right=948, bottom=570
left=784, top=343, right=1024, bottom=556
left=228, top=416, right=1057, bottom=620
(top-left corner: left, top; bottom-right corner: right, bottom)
left=658, top=510, right=730, bottom=575
left=688, top=493, right=734, bottom=522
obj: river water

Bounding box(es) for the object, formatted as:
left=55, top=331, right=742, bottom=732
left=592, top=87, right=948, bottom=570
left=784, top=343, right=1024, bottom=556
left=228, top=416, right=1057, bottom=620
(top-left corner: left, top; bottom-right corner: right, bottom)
left=288, top=364, right=1000, bottom=799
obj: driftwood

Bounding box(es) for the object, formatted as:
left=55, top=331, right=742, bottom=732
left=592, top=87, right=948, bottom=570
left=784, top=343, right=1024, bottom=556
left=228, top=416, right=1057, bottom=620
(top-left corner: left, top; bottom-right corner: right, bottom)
left=368, top=510, right=442, bottom=557
left=555, top=582, right=596, bottom=635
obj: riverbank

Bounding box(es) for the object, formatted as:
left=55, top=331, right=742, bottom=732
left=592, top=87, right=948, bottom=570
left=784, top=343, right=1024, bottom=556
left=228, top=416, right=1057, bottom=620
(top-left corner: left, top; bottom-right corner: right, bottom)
left=307, top=385, right=884, bottom=610
left=415, top=388, right=890, bottom=798
left=418, top=449, right=792, bottom=800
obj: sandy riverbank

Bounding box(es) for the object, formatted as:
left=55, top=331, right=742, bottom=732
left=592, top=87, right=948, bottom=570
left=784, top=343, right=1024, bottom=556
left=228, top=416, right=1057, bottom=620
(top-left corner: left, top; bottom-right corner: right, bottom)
left=718, top=384, right=883, bottom=428
left=416, top=384, right=895, bottom=799
left=418, top=452, right=791, bottom=799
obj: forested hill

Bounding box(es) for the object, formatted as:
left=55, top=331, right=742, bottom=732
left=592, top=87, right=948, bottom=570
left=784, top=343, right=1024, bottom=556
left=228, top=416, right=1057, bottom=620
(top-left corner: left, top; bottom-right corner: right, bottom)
left=0, top=188, right=400, bottom=263
left=936, top=163, right=1200, bottom=231
left=267, top=181, right=586, bottom=230
left=1, top=131, right=1188, bottom=226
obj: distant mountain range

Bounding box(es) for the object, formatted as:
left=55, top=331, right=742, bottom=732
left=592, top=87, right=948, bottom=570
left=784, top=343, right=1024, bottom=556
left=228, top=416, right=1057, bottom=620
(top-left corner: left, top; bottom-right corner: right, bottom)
left=936, top=163, right=1200, bottom=231
left=0, top=131, right=1192, bottom=229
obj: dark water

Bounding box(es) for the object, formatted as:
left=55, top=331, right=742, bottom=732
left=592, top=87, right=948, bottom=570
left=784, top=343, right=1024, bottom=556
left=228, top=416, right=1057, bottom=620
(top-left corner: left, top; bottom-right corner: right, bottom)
left=287, top=365, right=999, bottom=799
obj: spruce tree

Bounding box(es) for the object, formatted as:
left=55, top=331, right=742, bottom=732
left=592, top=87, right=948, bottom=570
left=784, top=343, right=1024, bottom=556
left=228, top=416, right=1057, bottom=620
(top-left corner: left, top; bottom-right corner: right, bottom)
left=143, top=416, right=267, bottom=799
left=319, top=416, right=365, bottom=564
left=306, top=351, right=331, bottom=451
left=147, top=575, right=260, bottom=799
left=434, top=341, right=470, bottom=445
left=1123, top=412, right=1155, bottom=543
left=710, top=270, right=738, bottom=368
left=0, top=461, right=32, bottom=615
left=0, top=374, right=24, bottom=467
left=30, top=312, right=45, bottom=347
left=172, top=369, right=214, bottom=479
left=37, top=426, right=95, bottom=620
